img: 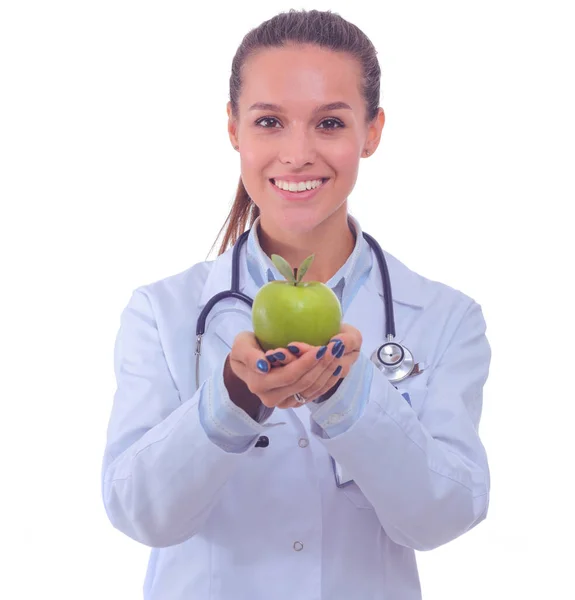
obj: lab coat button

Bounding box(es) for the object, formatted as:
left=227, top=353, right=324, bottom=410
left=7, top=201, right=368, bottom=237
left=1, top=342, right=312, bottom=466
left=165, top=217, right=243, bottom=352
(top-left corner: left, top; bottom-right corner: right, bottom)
left=298, top=438, right=309, bottom=448
left=293, top=541, right=304, bottom=551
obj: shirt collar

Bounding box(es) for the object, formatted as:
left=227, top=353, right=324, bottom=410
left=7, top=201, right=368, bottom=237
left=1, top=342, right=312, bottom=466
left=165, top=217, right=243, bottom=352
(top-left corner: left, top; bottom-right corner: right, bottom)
left=246, top=214, right=372, bottom=313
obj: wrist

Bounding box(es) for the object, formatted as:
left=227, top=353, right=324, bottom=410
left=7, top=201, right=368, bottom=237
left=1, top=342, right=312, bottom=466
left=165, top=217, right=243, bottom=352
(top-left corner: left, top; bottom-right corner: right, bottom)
left=224, top=354, right=264, bottom=420
left=314, top=377, right=344, bottom=404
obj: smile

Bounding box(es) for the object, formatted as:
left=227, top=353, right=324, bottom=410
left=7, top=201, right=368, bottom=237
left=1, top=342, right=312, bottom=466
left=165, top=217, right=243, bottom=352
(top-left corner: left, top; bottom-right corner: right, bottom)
left=271, top=178, right=329, bottom=192
left=269, top=178, right=330, bottom=201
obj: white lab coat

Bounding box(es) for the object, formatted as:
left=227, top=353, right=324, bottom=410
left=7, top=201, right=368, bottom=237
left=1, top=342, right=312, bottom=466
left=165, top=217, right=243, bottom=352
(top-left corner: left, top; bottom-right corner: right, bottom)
left=102, top=237, right=491, bottom=600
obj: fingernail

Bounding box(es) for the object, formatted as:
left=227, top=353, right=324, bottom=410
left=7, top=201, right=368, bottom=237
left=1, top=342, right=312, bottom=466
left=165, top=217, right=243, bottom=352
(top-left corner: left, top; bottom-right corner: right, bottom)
left=331, top=340, right=342, bottom=356
left=257, top=359, right=269, bottom=372
left=335, top=344, right=345, bottom=358
left=316, top=346, right=327, bottom=359
left=333, top=365, right=343, bottom=376
left=266, top=354, right=277, bottom=363
left=287, top=345, right=300, bottom=355
left=273, top=351, right=286, bottom=360
left=330, top=338, right=343, bottom=345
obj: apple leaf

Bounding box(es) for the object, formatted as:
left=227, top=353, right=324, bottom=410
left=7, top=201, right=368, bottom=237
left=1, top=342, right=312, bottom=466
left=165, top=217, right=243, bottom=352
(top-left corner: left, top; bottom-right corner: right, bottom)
left=296, top=254, right=315, bottom=283
left=271, top=254, right=296, bottom=284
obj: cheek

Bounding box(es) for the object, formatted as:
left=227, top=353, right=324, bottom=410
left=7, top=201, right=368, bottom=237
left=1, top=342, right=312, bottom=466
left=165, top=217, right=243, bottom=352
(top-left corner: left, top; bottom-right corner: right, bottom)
left=240, top=149, right=260, bottom=172
left=327, top=138, right=361, bottom=174
left=240, top=142, right=273, bottom=179
left=239, top=146, right=273, bottom=204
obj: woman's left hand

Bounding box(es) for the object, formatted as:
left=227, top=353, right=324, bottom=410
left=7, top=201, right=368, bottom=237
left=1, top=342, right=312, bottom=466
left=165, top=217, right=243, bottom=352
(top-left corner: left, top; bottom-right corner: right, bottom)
left=275, top=322, right=363, bottom=408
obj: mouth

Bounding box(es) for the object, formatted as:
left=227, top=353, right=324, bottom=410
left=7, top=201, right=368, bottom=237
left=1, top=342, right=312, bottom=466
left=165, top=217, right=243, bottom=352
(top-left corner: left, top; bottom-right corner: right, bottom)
left=269, top=177, right=330, bottom=201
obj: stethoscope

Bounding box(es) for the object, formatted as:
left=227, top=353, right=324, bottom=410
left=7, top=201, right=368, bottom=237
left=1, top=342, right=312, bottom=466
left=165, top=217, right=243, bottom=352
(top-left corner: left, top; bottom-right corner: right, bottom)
left=194, top=225, right=419, bottom=459
left=195, top=226, right=418, bottom=391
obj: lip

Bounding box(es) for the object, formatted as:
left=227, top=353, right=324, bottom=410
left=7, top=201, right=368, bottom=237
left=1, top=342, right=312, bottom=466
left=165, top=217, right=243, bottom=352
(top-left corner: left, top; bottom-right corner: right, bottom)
left=269, top=178, right=329, bottom=201
left=270, top=175, right=329, bottom=183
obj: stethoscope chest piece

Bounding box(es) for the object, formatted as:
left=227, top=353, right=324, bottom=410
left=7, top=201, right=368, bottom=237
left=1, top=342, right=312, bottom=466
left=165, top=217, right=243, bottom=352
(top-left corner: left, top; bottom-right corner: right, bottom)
left=371, top=339, right=416, bottom=384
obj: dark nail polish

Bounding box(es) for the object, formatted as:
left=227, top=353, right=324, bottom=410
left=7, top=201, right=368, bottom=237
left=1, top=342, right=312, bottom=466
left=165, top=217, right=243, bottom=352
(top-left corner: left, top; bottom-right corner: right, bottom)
left=335, top=344, right=345, bottom=358
left=273, top=351, right=286, bottom=360
left=266, top=354, right=277, bottom=363
left=331, top=340, right=342, bottom=356
left=287, top=345, right=300, bottom=355
left=333, top=365, right=343, bottom=376
left=330, top=338, right=343, bottom=345
left=257, top=359, right=269, bottom=372
left=316, top=346, right=327, bottom=359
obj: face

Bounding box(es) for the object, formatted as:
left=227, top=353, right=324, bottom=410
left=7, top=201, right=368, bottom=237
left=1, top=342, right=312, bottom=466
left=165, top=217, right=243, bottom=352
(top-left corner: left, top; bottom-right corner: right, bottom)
left=228, top=44, right=384, bottom=237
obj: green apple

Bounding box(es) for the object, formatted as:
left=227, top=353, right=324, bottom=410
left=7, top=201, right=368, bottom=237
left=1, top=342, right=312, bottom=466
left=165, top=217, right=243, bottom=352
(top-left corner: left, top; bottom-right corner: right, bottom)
left=252, top=253, right=342, bottom=351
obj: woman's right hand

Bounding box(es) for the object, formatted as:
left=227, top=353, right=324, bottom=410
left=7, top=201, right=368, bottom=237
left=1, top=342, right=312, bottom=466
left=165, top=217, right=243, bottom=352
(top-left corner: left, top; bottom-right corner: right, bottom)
left=228, top=331, right=344, bottom=409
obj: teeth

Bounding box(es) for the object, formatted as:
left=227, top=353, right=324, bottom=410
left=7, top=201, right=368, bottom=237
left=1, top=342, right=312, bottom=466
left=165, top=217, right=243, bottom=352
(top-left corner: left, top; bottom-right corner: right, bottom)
left=273, top=179, right=324, bottom=192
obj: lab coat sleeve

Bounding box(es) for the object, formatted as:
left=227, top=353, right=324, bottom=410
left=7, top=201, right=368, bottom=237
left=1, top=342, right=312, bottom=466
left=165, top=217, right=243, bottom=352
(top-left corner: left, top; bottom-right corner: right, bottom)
left=309, top=300, right=491, bottom=551
left=101, top=289, right=279, bottom=548
left=198, top=372, right=277, bottom=452
left=306, top=349, right=372, bottom=436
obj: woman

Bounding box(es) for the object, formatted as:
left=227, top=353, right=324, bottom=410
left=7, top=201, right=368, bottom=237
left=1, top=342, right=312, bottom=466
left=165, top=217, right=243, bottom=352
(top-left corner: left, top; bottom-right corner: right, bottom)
left=102, top=9, right=491, bottom=600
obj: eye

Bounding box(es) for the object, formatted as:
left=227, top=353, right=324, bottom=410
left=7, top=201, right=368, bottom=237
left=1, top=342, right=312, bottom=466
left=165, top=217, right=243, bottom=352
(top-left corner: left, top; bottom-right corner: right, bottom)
left=318, top=118, right=344, bottom=129
left=255, top=117, right=281, bottom=128
left=254, top=117, right=345, bottom=129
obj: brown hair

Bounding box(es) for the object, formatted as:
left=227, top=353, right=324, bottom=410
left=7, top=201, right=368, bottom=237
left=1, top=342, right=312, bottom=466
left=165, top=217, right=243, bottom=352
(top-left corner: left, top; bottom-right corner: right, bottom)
left=210, top=9, right=381, bottom=257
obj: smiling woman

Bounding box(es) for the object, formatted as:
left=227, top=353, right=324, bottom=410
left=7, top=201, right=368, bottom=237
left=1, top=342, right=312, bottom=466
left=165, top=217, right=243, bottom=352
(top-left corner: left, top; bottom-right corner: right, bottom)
left=222, top=41, right=384, bottom=282
left=102, top=8, right=492, bottom=600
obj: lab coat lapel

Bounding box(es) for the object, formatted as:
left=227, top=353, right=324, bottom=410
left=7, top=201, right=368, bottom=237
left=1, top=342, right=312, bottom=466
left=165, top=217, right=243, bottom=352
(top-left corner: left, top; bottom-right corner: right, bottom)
left=342, top=282, right=386, bottom=362
left=198, top=245, right=261, bottom=351
left=342, top=248, right=424, bottom=363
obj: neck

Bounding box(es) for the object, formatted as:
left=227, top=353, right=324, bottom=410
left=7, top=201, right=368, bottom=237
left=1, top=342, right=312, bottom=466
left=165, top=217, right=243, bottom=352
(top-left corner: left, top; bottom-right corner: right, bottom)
left=258, top=211, right=356, bottom=284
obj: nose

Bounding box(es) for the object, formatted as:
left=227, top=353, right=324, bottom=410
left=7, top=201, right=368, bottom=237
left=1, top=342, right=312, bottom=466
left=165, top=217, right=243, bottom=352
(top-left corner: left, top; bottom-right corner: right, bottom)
left=278, top=126, right=316, bottom=168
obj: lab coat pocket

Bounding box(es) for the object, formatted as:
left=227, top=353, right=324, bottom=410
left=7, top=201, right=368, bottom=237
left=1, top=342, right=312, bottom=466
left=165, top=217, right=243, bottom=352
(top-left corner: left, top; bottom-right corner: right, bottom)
left=394, top=381, right=428, bottom=416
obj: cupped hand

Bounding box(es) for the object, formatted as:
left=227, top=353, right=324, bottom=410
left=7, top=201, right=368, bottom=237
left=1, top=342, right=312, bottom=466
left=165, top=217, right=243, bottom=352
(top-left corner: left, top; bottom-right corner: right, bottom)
left=229, top=323, right=362, bottom=409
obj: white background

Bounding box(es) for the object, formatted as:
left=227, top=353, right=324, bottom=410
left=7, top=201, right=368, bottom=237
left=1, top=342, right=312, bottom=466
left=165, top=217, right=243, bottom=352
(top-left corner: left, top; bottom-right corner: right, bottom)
left=1, top=0, right=574, bottom=598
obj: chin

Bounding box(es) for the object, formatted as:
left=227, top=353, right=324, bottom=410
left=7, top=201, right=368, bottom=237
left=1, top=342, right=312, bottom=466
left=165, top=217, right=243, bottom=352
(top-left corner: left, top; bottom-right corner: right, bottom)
left=276, top=212, right=324, bottom=234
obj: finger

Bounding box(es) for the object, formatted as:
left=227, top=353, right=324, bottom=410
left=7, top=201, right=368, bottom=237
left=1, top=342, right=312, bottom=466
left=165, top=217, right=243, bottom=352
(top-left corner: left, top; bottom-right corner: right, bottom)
left=248, top=340, right=344, bottom=405
left=306, top=348, right=362, bottom=400
left=278, top=391, right=316, bottom=409
left=298, top=340, right=345, bottom=399
left=276, top=395, right=301, bottom=409
left=272, top=358, right=343, bottom=409
left=231, top=331, right=272, bottom=376
left=230, top=335, right=316, bottom=406
left=263, top=346, right=298, bottom=369
left=304, top=360, right=347, bottom=401
left=272, top=343, right=358, bottom=406
left=293, top=323, right=359, bottom=398
left=331, top=323, right=362, bottom=354
left=245, top=344, right=324, bottom=405
left=297, top=339, right=345, bottom=400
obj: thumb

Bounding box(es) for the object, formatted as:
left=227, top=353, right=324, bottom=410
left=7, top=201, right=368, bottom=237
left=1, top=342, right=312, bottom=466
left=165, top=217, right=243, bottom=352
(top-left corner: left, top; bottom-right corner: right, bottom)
left=234, top=331, right=272, bottom=374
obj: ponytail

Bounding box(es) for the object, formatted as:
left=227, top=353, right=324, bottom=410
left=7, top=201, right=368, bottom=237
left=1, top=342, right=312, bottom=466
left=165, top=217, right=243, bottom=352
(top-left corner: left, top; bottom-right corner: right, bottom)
left=209, top=177, right=260, bottom=258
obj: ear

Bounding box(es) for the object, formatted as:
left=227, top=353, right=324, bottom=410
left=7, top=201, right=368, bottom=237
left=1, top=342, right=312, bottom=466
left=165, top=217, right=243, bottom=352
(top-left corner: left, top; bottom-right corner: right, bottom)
left=227, top=102, right=239, bottom=149
left=364, top=108, right=385, bottom=156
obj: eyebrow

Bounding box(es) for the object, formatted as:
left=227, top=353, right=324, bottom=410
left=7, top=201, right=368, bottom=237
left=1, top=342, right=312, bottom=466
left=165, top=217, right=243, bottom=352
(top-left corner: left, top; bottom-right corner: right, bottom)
left=248, top=101, right=352, bottom=114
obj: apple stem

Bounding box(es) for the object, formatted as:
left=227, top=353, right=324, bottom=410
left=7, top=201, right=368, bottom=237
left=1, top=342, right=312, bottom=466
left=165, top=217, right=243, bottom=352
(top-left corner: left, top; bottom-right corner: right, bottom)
left=293, top=268, right=298, bottom=286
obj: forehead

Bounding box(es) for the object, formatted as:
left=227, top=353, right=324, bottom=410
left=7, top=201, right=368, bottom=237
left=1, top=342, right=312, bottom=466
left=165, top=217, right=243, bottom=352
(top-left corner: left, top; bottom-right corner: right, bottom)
left=239, top=45, right=364, bottom=113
